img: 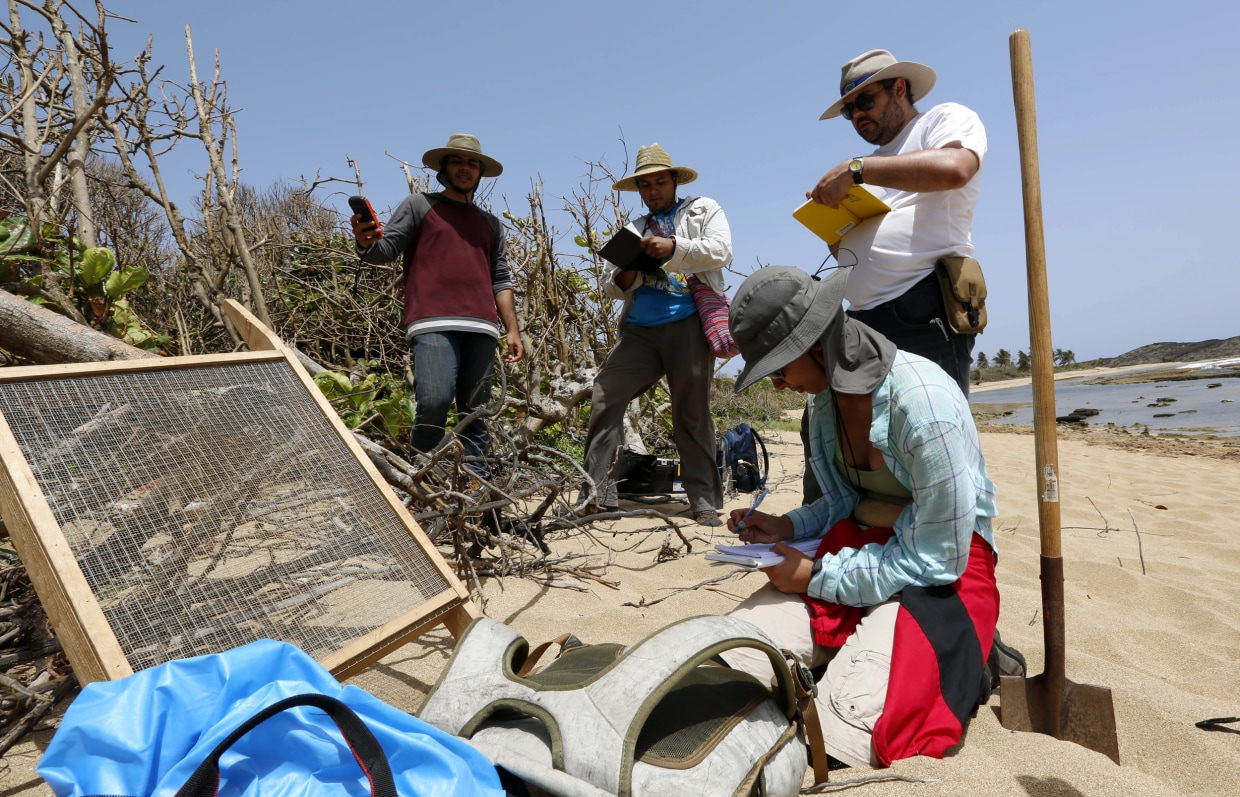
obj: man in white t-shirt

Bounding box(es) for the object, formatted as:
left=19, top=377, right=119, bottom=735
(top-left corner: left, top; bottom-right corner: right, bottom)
left=808, top=49, right=985, bottom=396
left=793, top=52, right=1022, bottom=713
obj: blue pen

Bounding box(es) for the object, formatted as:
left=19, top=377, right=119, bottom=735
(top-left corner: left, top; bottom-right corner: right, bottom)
left=735, top=488, right=770, bottom=532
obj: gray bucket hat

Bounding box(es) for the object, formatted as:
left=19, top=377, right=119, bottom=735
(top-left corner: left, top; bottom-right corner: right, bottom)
left=730, top=267, right=896, bottom=394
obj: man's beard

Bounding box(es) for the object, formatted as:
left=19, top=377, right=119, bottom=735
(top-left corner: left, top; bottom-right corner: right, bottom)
left=858, top=100, right=907, bottom=146
left=449, top=174, right=481, bottom=193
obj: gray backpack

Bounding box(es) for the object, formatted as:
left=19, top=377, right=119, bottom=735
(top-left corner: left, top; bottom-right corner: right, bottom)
left=418, top=615, right=811, bottom=797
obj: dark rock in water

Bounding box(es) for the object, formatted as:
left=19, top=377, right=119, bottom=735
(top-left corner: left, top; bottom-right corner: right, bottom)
left=1207, top=383, right=1222, bottom=388
left=1155, top=396, right=1177, bottom=403
left=1071, top=408, right=1101, bottom=417
left=1180, top=409, right=1197, bottom=414
left=1223, top=399, right=1234, bottom=404
left=1056, top=414, right=1088, bottom=424
left=1152, top=413, right=1175, bottom=418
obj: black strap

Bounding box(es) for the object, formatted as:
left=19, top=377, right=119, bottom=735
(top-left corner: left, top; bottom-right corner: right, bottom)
left=175, top=694, right=397, bottom=797
left=1196, top=716, right=1240, bottom=732
left=752, top=428, right=771, bottom=489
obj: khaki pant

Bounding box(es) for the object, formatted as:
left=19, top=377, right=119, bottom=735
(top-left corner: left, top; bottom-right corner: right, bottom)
left=582, top=315, right=723, bottom=512
left=720, top=584, right=899, bottom=768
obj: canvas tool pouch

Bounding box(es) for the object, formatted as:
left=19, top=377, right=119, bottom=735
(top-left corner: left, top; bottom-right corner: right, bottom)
left=934, top=256, right=987, bottom=334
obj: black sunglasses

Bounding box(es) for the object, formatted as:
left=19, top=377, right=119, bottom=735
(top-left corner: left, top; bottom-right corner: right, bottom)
left=840, top=86, right=887, bottom=121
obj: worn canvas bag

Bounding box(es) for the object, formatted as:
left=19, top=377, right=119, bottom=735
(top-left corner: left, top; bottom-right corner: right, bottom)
left=418, top=615, right=813, bottom=797
left=38, top=639, right=504, bottom=797
left=934, top=256, right=988, bottom=334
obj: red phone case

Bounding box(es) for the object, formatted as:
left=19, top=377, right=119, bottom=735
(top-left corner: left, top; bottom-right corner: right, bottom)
left=348, top=196, right=382, bottom=234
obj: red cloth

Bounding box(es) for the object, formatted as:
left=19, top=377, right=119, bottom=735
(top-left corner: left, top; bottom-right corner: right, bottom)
left=800, top=520, right=999, bottom=765
left=872, top=533, right=998, bottom=765
left=800, top=518, right=896, bottom=646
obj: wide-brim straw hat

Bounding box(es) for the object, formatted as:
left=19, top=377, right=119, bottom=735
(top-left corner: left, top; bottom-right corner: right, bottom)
left=612, top=143, right=699, bottom=192
left=819, top=49, right=937, bottom=120
left=422, top=133, right=503, bottom=177
left=730, top=267, right=895, bottom=395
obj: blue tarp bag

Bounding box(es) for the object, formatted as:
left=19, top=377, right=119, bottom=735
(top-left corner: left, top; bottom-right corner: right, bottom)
left=38, top=638, right=505, bottom=797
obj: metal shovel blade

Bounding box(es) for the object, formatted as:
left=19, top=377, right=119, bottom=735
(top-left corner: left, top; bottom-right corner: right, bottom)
left=1000, top=673, right=1120, bottom=764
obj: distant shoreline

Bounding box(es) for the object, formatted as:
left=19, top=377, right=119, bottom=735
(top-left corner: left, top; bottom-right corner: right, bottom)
left=971, top=362, right=1181, bottom=393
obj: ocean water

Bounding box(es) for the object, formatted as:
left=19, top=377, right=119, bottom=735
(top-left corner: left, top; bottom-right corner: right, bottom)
left=970, top=369, right=1240, bottom=438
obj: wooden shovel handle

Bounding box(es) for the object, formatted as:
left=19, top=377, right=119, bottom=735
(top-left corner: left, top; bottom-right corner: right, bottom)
left=1010, top=29, right=1062, bottom=559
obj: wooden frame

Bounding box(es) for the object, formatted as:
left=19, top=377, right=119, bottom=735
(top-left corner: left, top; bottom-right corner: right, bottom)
left=0, top=300, right=477, bottom=684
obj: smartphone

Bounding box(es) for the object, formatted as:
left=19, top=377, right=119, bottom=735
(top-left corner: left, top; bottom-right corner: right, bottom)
left=348, top=195, right=382, bottom=235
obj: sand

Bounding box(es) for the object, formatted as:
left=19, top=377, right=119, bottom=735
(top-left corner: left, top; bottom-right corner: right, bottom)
left=3, top=426, right=1238, bottom=796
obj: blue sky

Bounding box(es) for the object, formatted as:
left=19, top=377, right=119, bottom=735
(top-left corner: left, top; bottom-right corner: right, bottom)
left=104, top=0, right=1238, bottom=362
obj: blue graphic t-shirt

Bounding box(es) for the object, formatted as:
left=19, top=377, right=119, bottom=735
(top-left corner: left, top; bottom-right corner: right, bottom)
left=625, top=200, right=698, bottom=327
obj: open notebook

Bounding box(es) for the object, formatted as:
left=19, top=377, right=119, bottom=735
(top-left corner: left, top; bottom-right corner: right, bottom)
left=793, top=185, right=890, bottom=246
left=705, top=538, right=823, bottom=569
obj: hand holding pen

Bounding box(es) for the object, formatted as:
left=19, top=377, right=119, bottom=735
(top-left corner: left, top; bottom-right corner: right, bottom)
left=735, top=489, right=769, bottom=532
left=726, top=489, right=793, bottom=543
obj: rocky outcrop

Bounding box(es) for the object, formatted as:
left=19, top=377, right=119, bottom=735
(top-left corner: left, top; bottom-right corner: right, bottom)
left=1104, top=337, right=1240, bottom=367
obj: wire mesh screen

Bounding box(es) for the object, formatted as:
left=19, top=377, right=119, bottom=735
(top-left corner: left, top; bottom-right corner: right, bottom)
left=0, top=359, right=451, bottom=671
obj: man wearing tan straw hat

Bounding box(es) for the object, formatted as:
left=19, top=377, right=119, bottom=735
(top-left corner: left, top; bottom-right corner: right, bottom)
left=352, top=133, right=522, bottom=469
left=808, top=49, right=986, bottom=395
left=716, top=265, right=1011, bottom=769
left=578, top=143, right=729, bottom=524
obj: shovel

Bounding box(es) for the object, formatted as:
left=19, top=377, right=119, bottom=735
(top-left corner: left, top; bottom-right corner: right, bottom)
left=999, top=29, right=1121, bottom=765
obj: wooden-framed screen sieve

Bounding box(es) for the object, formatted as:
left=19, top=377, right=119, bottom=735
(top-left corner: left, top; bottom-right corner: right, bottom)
left=0, top=301, right=477, bottom=684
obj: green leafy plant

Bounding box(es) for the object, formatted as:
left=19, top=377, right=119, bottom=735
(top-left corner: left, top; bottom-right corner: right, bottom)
left=0, top=215, right=168, bottom=350
left=313, top=368, right=415, bottom=449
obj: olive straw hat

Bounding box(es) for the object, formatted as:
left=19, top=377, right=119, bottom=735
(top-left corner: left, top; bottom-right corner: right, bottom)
left=818, top=49, right=937, bottom=120
left=421, top=133, right=503, bottom=177
left=730, top=267, right=896, bottom=394
left=612, top=143, right=699, bottom=192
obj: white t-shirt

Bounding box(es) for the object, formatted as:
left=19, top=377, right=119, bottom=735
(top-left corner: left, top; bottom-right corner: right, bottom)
left=840, top=102, right=987, bottom=310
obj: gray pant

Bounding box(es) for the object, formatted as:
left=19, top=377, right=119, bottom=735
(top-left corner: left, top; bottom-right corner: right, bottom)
left=583, top=315, right=723, bottom=512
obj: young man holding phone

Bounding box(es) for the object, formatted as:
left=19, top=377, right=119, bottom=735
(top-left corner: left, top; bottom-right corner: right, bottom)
left=351, top=133, right=522, bottom=468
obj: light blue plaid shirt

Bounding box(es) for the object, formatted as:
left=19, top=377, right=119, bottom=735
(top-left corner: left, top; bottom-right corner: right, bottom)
left=788, top=351, right=998, bottom=607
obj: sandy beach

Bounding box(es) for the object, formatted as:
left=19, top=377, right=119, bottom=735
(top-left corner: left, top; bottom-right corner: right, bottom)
left=3, top=424, right=1238, bottom=796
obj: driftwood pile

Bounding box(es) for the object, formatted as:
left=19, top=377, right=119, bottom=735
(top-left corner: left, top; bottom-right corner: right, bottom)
left=0, top=544, right=76, bottom=758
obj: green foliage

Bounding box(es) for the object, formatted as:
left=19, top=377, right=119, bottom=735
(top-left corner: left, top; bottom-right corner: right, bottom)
left=711, top=376, right=806, bottom=432
left=312, top=367, right=415, bottom=449
left=0, top=216, right=168, bottom=350
left=79, top=246, right=116, bottom=286
left=534, top=423, right=586, bottom=464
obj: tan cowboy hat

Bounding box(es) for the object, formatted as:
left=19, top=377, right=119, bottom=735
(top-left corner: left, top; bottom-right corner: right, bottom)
left=421, top=133, right=503, bottom=176
left=819, top=49, right=937, bottom=120
left=612, top=143, right=699, bottom=192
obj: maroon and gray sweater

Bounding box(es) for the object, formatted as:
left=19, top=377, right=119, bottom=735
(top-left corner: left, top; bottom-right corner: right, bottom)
left=360, top=192, right=514, bottom=338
